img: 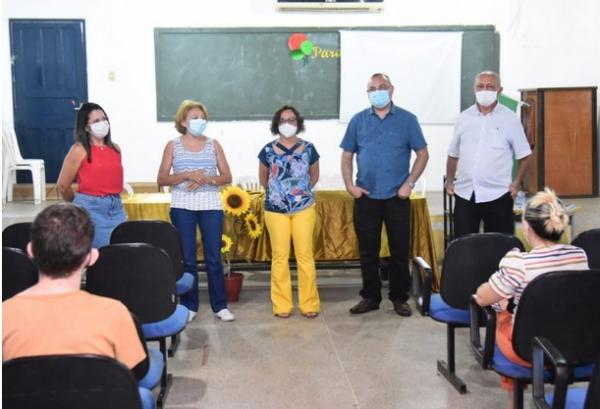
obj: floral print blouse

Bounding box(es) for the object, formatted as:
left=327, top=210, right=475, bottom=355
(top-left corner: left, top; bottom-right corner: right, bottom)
left=258, top=139, right=320, bottom=214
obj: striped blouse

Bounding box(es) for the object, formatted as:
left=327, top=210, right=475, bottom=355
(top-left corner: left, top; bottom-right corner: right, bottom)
left=489, top=244, right=589, bottom=318
left=170, top=137, right=222, bottom=211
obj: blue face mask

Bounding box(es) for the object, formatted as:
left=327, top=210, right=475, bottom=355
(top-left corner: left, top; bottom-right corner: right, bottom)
left=187, top=118, right=207, bottom=137
left=368, top=90, right=391, bottom=109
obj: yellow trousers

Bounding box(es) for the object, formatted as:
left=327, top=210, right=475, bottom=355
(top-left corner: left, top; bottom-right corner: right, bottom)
left=264, top=205, right=320, bottom=315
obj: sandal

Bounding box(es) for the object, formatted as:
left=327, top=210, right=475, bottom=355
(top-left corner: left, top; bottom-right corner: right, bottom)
left=275, top=312, right=291, bottom=318
left=303, top=312, right=319, bottom=319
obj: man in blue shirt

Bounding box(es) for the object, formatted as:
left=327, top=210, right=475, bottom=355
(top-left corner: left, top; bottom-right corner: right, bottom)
left=340, top=73, right=429, bottom=316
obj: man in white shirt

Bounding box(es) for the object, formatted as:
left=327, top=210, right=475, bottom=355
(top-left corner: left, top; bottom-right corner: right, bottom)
left=445, top=71, right=531, bottom=238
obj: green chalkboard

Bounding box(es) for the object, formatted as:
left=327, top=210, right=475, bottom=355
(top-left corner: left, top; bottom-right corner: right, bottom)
left=155, top=26, right=498, bottom=121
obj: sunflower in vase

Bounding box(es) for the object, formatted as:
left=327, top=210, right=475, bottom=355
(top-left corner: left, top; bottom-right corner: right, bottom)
left=220, top=186, right=263, bottom=277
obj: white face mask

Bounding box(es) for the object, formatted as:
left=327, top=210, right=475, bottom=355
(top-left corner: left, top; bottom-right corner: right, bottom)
left=278, top=123, right=297, bottom=138
left=89, top=120, right=110, bottom=139
left=475, top=90, right=498, bottom=107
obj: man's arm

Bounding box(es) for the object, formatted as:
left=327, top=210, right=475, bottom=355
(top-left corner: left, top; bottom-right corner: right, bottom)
left=341, top=151, right=369, bottom=198
left=509, top=155, right=531, bottom=198
left=445, top=156, right=459, bottom=196
left=398, top=147, right=429, bottom=198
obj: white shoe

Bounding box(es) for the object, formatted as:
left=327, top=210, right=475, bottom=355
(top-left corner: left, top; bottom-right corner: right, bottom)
left=215, top=308, right=235, bottom=322
left=188, top=310, right=197, bottom=323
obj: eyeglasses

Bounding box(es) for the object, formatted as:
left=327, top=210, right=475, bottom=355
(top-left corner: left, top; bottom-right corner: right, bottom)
left=279, top=118, right=297, bottom=125
left=367, top=85, right=391, bottom=93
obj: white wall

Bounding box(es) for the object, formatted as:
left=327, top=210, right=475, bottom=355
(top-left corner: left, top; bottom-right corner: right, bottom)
left=3, top=0, right=600, bottom=189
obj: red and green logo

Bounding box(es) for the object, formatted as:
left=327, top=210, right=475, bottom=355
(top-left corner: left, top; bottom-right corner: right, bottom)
left=288, top=33, right=314, bottom=61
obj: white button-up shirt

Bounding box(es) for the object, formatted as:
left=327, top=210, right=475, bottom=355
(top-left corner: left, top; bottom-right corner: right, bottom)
left=448, top=103, right=531, bottom=203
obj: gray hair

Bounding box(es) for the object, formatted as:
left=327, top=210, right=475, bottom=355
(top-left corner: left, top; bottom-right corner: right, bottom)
left=474, top=71, right=501, bottom=88
left=368, top=73, right=392, bottom=87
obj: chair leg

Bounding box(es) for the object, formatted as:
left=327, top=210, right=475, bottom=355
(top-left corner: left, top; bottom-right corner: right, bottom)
left=40, top=166, right=46, bottom=202
left=437, top=324, right=467, bottom=394
left=168, top=333, right=180, bottom=357
left=156, top=337, right=172, bottom=409
left=31, top=167, right=41, bottom=204
left=7, top=169, right=14, bottom=202
left=513, top=379, right=524, bottom=409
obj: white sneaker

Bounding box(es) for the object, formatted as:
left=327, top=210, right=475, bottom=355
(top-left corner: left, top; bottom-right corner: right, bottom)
left=215, top=308, right=235, bottom=322
left=187, top=310, right=197, bottom=323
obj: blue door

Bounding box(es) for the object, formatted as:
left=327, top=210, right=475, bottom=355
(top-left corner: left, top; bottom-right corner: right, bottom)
left=10, top=19, right=88, bottom=182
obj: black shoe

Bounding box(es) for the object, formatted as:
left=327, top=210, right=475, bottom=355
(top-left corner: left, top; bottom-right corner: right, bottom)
left=349, top=298, right=380, bottom=314
left=393, top=300, right=412, bottom=317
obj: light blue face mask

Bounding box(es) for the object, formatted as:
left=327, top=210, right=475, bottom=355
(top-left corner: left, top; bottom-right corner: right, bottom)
left=368, top=90, right=391, bottom=109
left=187, top=118, right=207, bottom=137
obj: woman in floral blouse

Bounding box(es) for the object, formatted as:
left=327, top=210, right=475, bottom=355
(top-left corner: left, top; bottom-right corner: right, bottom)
left=258, top=105, right=320, bottom=319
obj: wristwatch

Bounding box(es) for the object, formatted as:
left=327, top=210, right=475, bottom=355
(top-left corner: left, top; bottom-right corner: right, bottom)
left=408, top=181, right=416, bottom=189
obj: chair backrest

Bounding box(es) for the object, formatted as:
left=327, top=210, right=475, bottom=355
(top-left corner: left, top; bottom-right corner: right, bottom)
left=572, top=228, right=600, bottom=269
left=2, top=122, right=23, bottom=163
left=513, top=269, right=600, bottom=364
left=3, top=354, right=143, bottom=409
left=85, top=243, right=178, bottom=324
left=110, top=220, right=184, bottom=280
left=441, top=233, right=524, bottom=309
left=2, top=247, right=38, bottom=301
left=2, top=222, right=33, bottom=252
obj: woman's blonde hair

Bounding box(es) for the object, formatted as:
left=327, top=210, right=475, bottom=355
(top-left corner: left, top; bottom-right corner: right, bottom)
left=174, top=100, right=208, bottom=134
left=523, top=188, right=570, bottom=242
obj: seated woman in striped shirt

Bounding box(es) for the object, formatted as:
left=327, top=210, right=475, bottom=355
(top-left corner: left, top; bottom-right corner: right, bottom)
left=475, top=188, right=589, bottom=393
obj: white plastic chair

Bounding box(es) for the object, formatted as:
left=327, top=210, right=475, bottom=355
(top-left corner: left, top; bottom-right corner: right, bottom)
left=2, top=122, right=46, bottom=204
left=235, top=176, right=263, bottom=191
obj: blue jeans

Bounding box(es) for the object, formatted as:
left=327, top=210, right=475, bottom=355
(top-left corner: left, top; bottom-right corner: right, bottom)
left=73, top=193, right=127, bottom=248
left=169, top=208, right=227, bottom=313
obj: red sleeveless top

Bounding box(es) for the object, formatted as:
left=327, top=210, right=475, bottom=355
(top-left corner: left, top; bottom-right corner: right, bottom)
left=77, top=145, right=123, bottom=196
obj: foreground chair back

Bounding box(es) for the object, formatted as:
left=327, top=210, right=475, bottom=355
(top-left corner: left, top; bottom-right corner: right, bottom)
left=2, top=247, right=38, bottom=301
left=472, top=269, right=600, bottom=409
left=3, top=354, right=144, bottom=409
left=572, top=228, right=600, bottom=269
left=413, top=232, right=524, bottom=393
left=110, top=220, right=193, bottom=297
left=2, top=222, right=32, bottom=252
left=85, top=243, right=188, bottom=408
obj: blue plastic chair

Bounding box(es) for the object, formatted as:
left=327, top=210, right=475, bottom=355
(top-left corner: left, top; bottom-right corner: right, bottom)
left=412, top=232, right=524, bottom=393
left=86, top=243, right=188, bottom=409
left=471, top=269, right=600, bottom=409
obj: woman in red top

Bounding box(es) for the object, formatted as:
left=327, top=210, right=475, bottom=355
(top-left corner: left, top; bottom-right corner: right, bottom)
left=57, top=102, right=126, bottom=247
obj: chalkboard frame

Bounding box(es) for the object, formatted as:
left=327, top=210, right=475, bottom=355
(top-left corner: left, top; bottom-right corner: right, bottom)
left=154, top=25, right=499, bottom=121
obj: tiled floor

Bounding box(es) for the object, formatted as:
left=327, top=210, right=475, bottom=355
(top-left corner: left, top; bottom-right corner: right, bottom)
left=2, top=193, right=598, bottom=408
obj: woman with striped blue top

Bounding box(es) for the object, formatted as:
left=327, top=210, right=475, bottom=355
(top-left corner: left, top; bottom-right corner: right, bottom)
left=157, top=100, right=235, bottom=322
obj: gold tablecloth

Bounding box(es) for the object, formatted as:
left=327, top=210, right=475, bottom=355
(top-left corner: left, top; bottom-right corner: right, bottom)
left=122, top=191, right=440, bottom=289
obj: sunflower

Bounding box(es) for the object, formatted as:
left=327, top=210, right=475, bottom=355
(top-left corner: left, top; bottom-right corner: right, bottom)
left=244, top=212, right=263, bottom=239
left=221, top=234, right=233, bottom=254
left=221, top=185, right=250, bottom=216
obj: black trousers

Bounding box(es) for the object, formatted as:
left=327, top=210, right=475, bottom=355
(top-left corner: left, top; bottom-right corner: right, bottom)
left=353, top=195, right=411, bottom=303
left=453, top=192, right=514, bottom=239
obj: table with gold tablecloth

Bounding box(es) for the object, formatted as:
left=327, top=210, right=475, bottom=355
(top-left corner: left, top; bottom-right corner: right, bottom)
left=122, top=191, right=440, bottom=289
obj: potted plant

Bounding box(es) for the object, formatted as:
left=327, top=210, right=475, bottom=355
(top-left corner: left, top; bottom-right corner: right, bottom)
left=220, top=185, right=263, bottom=302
